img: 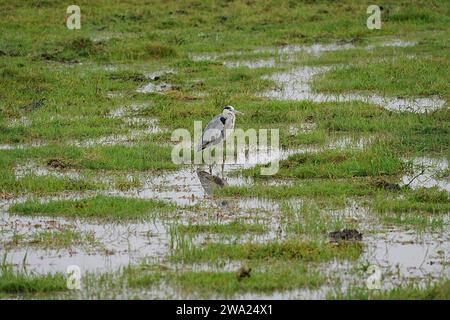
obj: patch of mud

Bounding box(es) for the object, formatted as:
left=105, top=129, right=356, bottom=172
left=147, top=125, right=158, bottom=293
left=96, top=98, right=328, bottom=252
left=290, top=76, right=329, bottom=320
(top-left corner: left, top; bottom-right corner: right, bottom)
left=47, top=158, right=71, bottom=169
left=329, top=229, right=363, bottom=242
left=261, top=66, right=446, bottom=113
left=402, top=157, right=450, bottom=192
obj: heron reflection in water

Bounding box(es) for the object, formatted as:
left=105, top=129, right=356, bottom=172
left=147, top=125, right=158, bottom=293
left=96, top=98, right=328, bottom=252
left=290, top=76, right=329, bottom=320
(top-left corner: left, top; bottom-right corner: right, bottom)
left=196, top=169, right=229, bottom=207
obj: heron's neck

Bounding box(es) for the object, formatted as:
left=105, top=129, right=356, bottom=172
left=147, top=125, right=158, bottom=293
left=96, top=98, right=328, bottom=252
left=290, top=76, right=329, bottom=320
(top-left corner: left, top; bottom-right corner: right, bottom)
left=223, top=110, right=235, bottom=119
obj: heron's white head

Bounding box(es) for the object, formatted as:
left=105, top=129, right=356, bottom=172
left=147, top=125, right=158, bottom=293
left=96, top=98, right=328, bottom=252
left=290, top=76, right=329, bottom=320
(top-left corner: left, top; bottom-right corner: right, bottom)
left=223, top=105, right=243, bottom=115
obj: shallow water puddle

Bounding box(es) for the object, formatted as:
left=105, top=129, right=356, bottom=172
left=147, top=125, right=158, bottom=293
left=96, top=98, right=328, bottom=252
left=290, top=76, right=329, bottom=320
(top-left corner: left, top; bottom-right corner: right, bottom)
left=332, top=203, right=448, bottom=278
left=363, top=228, right=449, bottom=279
left=261, top=66, right=446, bottom=113
left=219, top=41, right=417, bottom=69
left=0, top=206, right=169, bottom=273
left=402, top=157, right=449, bottom=192
left=214, top=41, right=445, bottom=112
left=113, top=168, right=256, bottom=207
left=192, top=42, right=357, bottom=62
left=366, top=40, right=418, bottom=50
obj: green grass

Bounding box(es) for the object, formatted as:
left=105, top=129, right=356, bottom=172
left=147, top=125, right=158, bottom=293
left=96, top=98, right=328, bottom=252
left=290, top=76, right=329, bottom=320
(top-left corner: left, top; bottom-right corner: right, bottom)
left=5, top=228, right=98, bottom=249
left=292, top=130, right=327, bottom=146
left=177, top=220, right=268, bottom=235
left=122, top=262, right=324, bottom=296
left=0, top=172, right=106, bottom=195
left=4, top=143, right=178, bottom=171
left=373, top=187, right=450, bottom=229
left=374, top=187, right=450, bottom=214
left=30, top=229, right=97, bottom=248
left=172, top=265, right=324, bottom=297
left=0, top=142, right=177, bottom=196
left=172, top=239, right=363, bottom=263
left=240, top=143, right=405, bottom=179
left=329, top=280, right=450, bottom=300
left=9, top=195, right=175, bottom=220
left=313, top=56, right=450, bottom=100
left=0, top=266, right=67, bottom=294
left=122, top=265, right=164, bottom=288
left=215, top=179, right=377, bottom=199
left=282, top=203, right=347, bottom=236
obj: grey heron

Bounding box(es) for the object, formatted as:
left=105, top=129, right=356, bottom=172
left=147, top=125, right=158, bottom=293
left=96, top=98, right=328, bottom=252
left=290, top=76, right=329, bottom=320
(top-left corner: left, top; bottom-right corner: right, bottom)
left=196, top=105, right=243, bottom=173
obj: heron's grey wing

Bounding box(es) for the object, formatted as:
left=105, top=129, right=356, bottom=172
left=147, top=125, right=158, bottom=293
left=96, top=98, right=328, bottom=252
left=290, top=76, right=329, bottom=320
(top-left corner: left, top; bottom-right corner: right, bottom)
left=196, top=115, right=226, bottom=151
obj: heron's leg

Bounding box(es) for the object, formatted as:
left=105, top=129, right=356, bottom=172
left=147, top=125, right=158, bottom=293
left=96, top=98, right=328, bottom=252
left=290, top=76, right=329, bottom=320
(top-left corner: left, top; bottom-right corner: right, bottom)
left=221, top=161, right=224, bottom=175
left=209, top=165, right=212, bottom=174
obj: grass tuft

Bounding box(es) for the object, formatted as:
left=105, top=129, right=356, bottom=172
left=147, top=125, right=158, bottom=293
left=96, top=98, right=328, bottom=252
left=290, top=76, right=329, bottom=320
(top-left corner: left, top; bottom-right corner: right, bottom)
left=0, top=266, right=67, bottom=294
left=9, top=195, right=175, bottom=220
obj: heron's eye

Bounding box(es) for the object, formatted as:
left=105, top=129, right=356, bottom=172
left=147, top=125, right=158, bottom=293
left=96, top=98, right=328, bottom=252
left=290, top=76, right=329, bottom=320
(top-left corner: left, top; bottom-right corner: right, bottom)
left=224, top=106, right=232, bottom=111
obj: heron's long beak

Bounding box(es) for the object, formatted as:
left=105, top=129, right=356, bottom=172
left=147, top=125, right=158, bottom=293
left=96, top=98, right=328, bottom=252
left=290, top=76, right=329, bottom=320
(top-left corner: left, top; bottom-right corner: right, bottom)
left=234, top=110, right=244, bottom=115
